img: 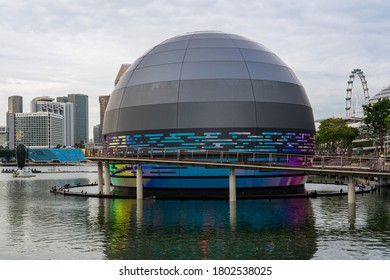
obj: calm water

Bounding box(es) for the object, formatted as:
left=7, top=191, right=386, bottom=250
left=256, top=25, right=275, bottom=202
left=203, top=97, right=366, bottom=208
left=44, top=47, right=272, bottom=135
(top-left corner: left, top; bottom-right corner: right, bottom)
left=0, top=165, right=389, bottom=260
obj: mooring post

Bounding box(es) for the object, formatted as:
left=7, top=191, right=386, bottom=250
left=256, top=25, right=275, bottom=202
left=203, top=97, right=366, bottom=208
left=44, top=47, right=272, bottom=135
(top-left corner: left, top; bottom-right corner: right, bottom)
left=229, top=167, right=236, bottom=201
left=97, top=161, right=103, bottom=195
left=103, top=161, right=111, bottom=195
left=348, top=175, right=356, bottom=204
left=136, top=165, right=143, bottom=200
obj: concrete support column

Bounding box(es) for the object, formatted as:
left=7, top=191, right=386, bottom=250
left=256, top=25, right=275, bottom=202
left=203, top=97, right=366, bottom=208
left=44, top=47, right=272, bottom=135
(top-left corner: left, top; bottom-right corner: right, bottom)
left=348, top=175, right=356, bottom=204
left=229, top=201, right=237, bottom=231
left=136, top=165, right=143, bottom=200
left=137, top=200, right=143, bottom=230
left=229, top=168, right=236, bottom=202
left=97, top=161, right=103, bottom=195
left=104, top=161, right=111, bottom=195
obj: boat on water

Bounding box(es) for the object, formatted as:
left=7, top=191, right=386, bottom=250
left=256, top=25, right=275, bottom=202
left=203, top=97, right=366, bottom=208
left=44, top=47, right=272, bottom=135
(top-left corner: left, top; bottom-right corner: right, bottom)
left=13, top=168, right=36, bottom=178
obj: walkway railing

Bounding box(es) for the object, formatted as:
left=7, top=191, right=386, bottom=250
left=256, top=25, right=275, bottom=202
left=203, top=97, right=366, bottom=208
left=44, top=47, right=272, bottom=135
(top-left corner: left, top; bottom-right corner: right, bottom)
left=85, top=147, right=390, bottom=173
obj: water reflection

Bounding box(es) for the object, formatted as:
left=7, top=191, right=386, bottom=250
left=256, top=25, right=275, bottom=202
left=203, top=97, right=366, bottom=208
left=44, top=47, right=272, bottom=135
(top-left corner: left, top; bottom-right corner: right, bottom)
left=348, top=203, right=356, bottom=230
left=229, top=201, right=237, bottom=231
left=1, top=170, right=390, bottom=260
left=99, top=199, right=317, bottom=260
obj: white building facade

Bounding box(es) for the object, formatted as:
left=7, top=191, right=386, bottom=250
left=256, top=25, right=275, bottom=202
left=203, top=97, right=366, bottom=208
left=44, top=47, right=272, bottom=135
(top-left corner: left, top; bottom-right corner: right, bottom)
left=31, top=96, right=74, bottom=146
left=9, top=112, right=63, bottom=148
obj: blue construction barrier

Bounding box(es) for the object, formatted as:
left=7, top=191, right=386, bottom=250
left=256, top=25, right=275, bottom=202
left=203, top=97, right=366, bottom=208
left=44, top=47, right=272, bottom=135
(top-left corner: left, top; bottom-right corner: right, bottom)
left=28, top=148, right=86, bottom=163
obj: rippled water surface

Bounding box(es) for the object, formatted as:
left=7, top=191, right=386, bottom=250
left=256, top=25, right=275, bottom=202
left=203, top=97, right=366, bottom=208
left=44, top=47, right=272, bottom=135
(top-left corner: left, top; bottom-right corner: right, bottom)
left=0, top=165, right=389, bottom=260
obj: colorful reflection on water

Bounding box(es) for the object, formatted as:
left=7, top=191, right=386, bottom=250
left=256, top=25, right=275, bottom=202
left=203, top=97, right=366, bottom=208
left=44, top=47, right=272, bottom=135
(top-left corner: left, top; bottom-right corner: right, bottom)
left=0, top=168, right=389, bottom=260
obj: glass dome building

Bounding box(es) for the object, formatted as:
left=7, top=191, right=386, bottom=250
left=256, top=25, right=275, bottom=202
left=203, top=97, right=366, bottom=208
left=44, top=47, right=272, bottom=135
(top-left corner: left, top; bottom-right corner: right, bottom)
left=367, top=85, right=390, bottom=104
left=103, top=31, right=315, bottom=198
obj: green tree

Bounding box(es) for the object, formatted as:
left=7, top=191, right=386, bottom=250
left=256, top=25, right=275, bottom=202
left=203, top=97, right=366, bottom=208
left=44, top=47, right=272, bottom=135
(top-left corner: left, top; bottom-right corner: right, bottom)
left=316, top=118, right=359, bottom=155
left=0, top=148, right=16, bottom=162
left=363, top=98, right=390, bottom=154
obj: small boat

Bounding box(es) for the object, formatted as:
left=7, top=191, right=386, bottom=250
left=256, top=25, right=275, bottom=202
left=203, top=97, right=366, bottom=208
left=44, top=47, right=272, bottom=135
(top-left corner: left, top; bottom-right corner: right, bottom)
left=13, top=168, right=36, bottom=178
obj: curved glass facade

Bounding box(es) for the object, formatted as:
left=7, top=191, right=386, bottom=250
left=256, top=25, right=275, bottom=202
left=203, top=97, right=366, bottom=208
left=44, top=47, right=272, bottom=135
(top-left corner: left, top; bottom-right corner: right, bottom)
left=103, top=31, right=316, bottom=197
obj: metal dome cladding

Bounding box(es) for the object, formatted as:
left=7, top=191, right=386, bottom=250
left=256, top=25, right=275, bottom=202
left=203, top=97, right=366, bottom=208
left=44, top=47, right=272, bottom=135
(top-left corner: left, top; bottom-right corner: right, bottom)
left=103, top=31, right=315, bottom=154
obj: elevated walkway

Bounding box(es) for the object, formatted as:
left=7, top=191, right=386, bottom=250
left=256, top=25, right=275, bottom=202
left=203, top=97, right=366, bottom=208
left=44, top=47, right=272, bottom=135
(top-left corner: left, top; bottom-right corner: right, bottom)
left=85, top=147, right=390, bottom=178
left=85, top=147, right=390, bottom=202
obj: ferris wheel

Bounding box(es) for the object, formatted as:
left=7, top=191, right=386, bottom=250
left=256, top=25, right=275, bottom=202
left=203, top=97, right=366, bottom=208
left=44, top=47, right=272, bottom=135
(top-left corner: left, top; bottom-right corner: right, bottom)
left=345, top=69, right=370, bottom=118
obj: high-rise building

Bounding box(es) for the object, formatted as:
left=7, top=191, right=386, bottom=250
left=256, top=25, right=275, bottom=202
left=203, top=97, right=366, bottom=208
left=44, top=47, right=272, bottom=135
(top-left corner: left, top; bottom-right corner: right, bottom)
left=93, top=124, right=101, bottom=144
left=9, top=112, right=63, bottom=148
left=99, top=95, right=110, bottom=143
left=7, top=95, right=23, bottom=147
left=57, top=96, right=68, bottom=103
left=67, top=94, right=89, bottom=146
left=31, top=96, right=74, bottom=146
left=8, top=96, right=23, bottom=114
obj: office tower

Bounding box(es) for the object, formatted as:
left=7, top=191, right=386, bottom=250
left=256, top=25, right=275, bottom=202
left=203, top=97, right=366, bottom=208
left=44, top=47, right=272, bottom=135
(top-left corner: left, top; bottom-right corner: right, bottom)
left=57, top=96, right=68, bottom=103
left=67, top=94, right=89, bottom=146
left=8, top=95, right=23, bottom=114
left=31, top=96, right=74, bottom=146
left=9, top=112, right=63, bottom=148
left=93, top=124, right=101, bottom=144
left=99, top=95, right=110, bottom=143
left=7, top=95, right=23, bottom=147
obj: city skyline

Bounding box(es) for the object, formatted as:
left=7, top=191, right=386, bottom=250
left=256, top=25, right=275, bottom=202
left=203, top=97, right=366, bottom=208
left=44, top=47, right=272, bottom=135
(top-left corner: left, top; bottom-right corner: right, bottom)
left=1, top=1, right=390, bottom=136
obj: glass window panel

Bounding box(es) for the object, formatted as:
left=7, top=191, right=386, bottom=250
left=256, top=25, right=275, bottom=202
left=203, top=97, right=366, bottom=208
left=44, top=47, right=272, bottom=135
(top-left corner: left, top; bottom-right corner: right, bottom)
left=184, top=48, right=242, bottom=62
left=105, top=89, right=124, bottom=110
left=179, top=79, right=254, bottom=102
left=233, top=39, right=270, bottom=51
left=252, top=80, right=310, bottom=106
left=149, top=40, right=190, bottom=54
left=178, top=102, right=256, bottom=128
left=137, top=50, right=186, bottom=68
left=117, top=104, right=178, bottom=131
left=240, top=49, right=287, bottom=66
left=128, top=63, right=182, bottom=86
left=181, top=61, right=249, bottom=80
left=191, top=32, right=231, bottom=39
left=246, top=62, right=299, bottom=84
left=115, top=70, right=133, bottom=89
left=121, top=81, right=179, bottom=107
left=188, top=38, right=236, bottom=48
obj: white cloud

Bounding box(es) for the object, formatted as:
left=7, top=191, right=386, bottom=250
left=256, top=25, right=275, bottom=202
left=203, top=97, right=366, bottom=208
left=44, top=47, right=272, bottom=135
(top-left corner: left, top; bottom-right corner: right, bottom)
left=1, top=0, right=390, bottom=137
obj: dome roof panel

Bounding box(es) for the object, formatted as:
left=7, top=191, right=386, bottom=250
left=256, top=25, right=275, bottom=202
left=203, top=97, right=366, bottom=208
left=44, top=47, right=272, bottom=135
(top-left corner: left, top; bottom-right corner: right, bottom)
left=183, top=47, right=243, bottom=62
left=181, top=61, right=250, bottom=80
left=187, top=38, right=236, bottom=48
left=246, top=62, right=300, bottom=84
left=114, top=70, right=133, bottom=89
left=137, top=49, right=186, bottom=68
left=103, top=31, right=314, bottom=137
left=189, top=31, right=231, bottom=39
left=240, top=49, right=287, bottom=66
left=233, top=39, right=270, bottom=52
left=128, top=63, right=182, bottom=86
left=149, top=40, right=190, bottom=54
left=368, top=85, right=390, bottom=103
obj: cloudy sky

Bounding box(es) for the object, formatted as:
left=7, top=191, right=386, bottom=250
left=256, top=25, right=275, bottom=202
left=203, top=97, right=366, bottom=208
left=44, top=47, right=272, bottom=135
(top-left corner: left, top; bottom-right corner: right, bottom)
left=1, top=0, right=389, bottom=138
